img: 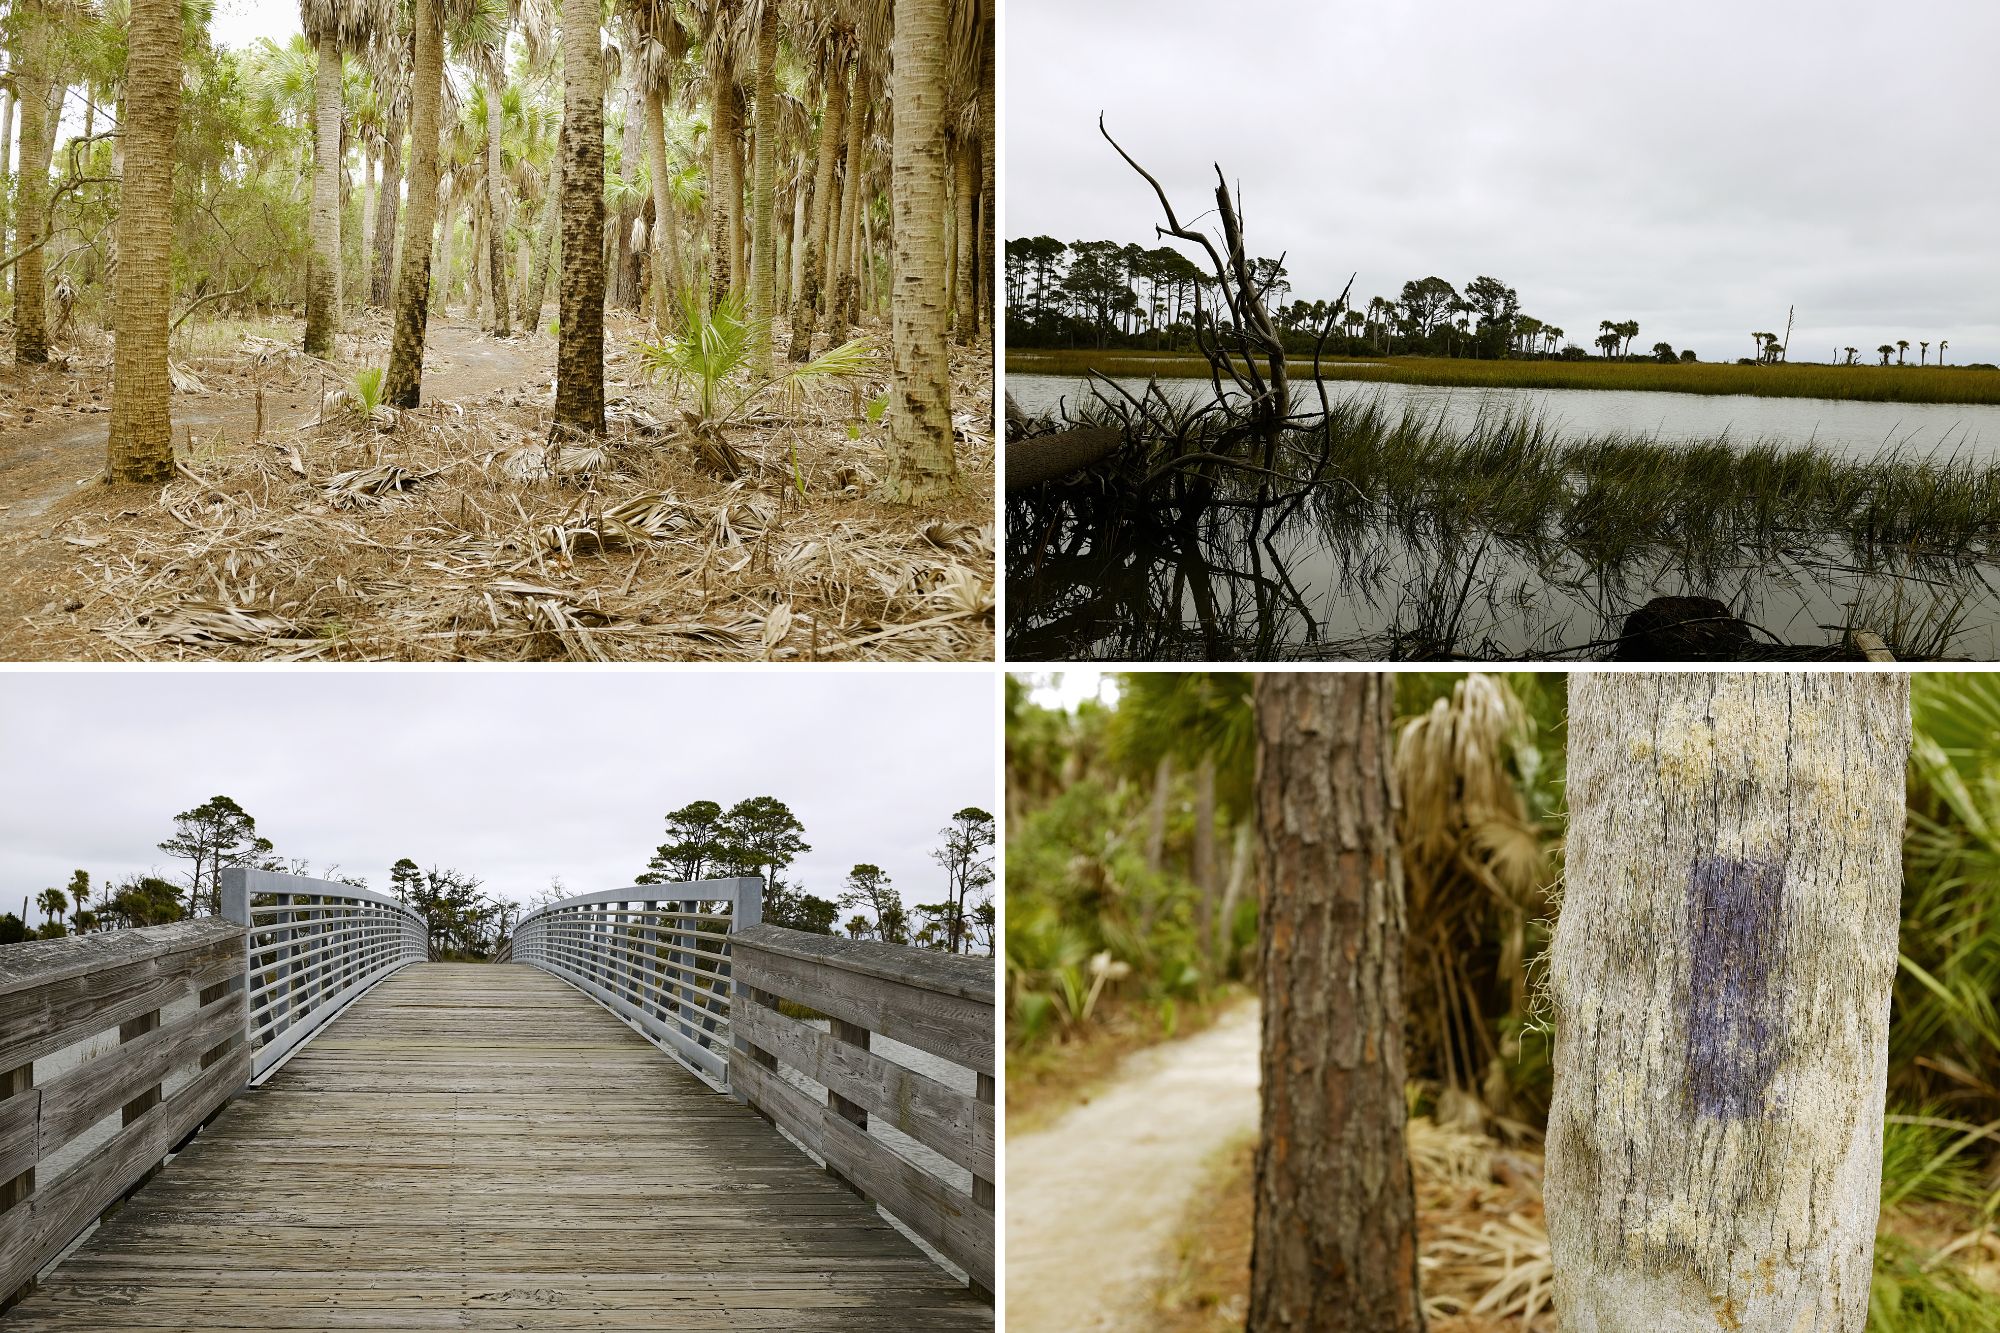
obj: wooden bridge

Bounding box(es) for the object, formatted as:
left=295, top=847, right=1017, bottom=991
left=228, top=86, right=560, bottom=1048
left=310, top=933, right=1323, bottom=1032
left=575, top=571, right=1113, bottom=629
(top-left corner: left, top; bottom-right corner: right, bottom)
left=0, top=872, right=994, bottom=1331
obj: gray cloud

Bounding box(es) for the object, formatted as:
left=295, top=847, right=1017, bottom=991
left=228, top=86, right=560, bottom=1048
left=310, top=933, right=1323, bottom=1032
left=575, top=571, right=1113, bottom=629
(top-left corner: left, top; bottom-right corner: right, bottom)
left=1008, top=0, right=2000, bottom=363
left=0, top=670, right=994, bottom=917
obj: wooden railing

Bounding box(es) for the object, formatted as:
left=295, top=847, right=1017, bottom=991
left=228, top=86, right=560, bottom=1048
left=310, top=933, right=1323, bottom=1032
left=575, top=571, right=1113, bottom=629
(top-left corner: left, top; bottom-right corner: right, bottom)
left=219, top=868, right=428, bottom=1081
left=0, top=920, right=249, bottom=1303
left=729, top=925, right=995, bottom=1299
left=509, top=878, right=764, bottom=1088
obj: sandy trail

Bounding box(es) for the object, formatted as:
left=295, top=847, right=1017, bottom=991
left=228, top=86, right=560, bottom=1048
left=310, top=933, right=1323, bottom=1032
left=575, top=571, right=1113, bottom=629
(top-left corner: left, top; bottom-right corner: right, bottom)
left=1006, top=1000, right=1261, bottom=1332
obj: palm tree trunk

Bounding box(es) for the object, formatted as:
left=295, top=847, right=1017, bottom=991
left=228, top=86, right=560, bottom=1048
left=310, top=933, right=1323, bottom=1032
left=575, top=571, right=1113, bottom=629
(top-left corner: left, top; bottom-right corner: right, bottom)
left=828, top=66, right=863, bottom=326
left=0, top=87, right=13, bottom=300
left=524, top=129, right=561, bottom=327
left=977, top=14, right=993, bottom=340
left=485, top=66, right=510, bottom=335
left=642, top=89, right=680, bottom=332
left=786, top=182, right=804, bottom=312
left=554, top=0, right=605, bottom=435
left=359, top=147, right=378, bottom=285
left=879, top=0, right=956, bottom=503
left=384, top=0, right=444, bottom=407
left=371, top=113, right=403, bottom=306
left=727, top=92, right=747, bottom=302
left=106, top=0, right=181, bottom=485
left=951, top=133, right=975, bottom=345
left=748, top=0, right=779, bottom=375
left=12, top=0, right=52, bottom=364
left=706, top=60, right=735, bottom=313
left=788, top=46, right=846, bottom=361
left=468, top=204, right=487, bottom=319
left=304, top=33, right=344, bottom=357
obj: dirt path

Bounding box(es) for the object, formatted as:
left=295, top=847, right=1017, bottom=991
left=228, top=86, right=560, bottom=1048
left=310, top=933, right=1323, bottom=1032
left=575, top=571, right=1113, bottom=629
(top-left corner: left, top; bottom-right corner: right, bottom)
left=1006, top=1001, right=1261, bottom=1332
left=0, top=319, right=543, bottom=530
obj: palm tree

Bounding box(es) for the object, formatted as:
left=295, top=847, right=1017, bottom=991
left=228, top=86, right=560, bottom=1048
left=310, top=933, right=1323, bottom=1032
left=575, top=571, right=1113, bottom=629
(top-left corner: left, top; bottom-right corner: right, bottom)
left=878, top=0, right=955, bottom=503
left=105, top=0, right=184, bottom=485
left=1939, top=339, right=1949, bottom=365
left=1844, top=346, right=1857, bottom=365
left=36, top=886, right=67, bottom=929
left=629, top=0, right=687, bottom=334
left=365, top=32, right=413, bottom=305
left=1897, top=338, right=1909, bottom=365
left=1920, top=339, right=1929, bottom=366
left=10, top=0, right=53, bottom=363
left=460, top=0, right=514, bottom=335
left=788, top=17, right=847, bottom=360
left=553, top=0, right=606, bottom=434
left=746, top=0, right=779, bottom=375
left=301, top=0, right=395, bottom=357
left=384, top=0, right=449, bottom=406
left=1599, top=320, right=1619, bottom=359
left=1878, top=343, right=1894, bottom=366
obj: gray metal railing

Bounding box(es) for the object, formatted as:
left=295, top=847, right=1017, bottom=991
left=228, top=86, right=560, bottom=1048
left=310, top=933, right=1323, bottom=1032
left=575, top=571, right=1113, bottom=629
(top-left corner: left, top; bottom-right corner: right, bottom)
left=507, top=878, right=763, bottom=1088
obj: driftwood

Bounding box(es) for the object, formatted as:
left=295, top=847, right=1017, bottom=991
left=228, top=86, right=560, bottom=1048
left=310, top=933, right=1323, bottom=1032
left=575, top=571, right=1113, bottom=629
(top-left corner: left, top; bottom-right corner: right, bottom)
left=1005, top=425, right=1123, bottom=491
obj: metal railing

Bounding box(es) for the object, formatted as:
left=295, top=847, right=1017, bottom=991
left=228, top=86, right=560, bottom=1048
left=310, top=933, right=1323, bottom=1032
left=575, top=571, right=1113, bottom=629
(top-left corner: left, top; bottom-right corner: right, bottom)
left=507, top=878, right=763, bottom=1088
left=220, top=868, right=428, bottom=1081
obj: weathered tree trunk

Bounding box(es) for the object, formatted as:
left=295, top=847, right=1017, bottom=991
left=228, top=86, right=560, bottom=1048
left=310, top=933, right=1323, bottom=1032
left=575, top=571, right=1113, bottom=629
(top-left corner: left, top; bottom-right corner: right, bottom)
left=106, top=0, right=181, bottom=485
left=12, top=0, right=52, bottom=364
left=748, top=0, right=778, bottom=375
left=706, top=61, right=735, bottom=313
left=726, top=96, right=746, bottom=301
left=829, top=78, right=866, bottom=331
left=613, top=70, right=642, bottom=311
left=484, top=63, right=510, bottom=335
left=383, top=0, right=444, bottom=407
left=370, top=113, right=403, bottom=306
left=304, top=33, right=344, bottom=357
left=523, top=128, right=561, bottom=328
left=951, top=132, right=975, bottom=344
left=1546, top=672, right=1909, bottom=1332
left=642, top=89, right=680, bottom=332
left=1248, top=672, right=1426, bottom=1332
left=359, top=148, right=378, bottom=285
left=976, top=15, right=992, bottom=338
left=788, top=46, right=846, bottom=361
left=881, top=0, right=957, bottom=507
left=554, top=0, right=605, bottom=435
left=1143, top=753, right=1173, bottom=872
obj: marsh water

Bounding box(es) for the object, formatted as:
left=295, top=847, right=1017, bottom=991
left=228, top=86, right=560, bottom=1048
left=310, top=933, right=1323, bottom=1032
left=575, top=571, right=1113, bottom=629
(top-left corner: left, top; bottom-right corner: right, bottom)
left=1008, top=373, right=2000, bottom=462
left=1006, top=374, right=2000, bottom=661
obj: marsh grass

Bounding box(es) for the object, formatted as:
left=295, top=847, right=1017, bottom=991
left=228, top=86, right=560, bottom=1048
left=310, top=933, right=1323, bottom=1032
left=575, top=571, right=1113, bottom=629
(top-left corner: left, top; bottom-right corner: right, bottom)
left=1009, top=348, right=2000, bottom=406
left=1008, top=391, right=2000, bottom=659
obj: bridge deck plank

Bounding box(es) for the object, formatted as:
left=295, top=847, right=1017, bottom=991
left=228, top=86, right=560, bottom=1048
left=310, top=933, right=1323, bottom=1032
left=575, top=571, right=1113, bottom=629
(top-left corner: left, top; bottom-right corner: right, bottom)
left=1, top=964, right=987, bottom=1331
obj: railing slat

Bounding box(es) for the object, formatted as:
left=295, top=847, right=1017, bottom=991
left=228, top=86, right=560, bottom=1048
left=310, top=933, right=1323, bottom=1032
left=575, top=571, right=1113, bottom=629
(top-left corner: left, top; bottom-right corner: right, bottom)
left=733, top=999, right=994, bottom=1175
left=0, top=1089, right=37, bottom=1184
left=36, top=996, right=243, bottom=1156
left=0, top=933, right=243, bottom=1073
left=733, top=935, right=994, bottom=1076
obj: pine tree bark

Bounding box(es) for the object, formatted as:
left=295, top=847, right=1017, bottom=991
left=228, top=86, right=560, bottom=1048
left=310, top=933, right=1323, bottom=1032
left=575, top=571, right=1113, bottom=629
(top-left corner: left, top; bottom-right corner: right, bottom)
left=304, top=33, right=344, bottom=357
left=1546, top=672, right=1909, bottom=1332
left=880, top=0, right=956, bottom=503
left=106, top=0, right=181, bottom=485
left=1249, top=671, right=1426, bottom=1332
left=12, top=0, right=51, bottom=364
left=383, top=0, right=443, bottom=407
left=370, top=111, right=403, bottom=306
left=553, top=0, right=605, bottom=435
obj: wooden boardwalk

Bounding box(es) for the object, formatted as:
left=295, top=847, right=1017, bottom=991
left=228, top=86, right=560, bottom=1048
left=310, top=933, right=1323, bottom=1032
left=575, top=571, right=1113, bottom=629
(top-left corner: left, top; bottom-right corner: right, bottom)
left=1, top=964, right=989, bottom=1332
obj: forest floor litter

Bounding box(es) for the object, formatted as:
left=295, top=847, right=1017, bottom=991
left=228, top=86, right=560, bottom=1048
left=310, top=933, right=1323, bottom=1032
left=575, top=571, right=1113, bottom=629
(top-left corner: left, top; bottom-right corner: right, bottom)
left=0, top=314, right=993, bottom=660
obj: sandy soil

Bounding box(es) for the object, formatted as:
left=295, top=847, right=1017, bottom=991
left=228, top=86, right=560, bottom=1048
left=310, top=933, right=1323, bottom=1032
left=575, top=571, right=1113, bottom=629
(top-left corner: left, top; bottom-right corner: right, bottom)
left=1005, top=1000, right=1261, bottom=1333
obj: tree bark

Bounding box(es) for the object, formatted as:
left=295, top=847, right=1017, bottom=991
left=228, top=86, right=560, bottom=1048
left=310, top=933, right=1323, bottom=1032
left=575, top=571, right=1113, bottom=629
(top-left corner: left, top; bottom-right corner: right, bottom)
left=642, top=88, right=680, bottom=332
left=789, top=46, right=846, bottom=360
left=554, top=0, right=605, bottom=435
left=106, top=0, right=181, bottom=485
left=1546, top=672, right=1909, bottom=1332
left=383, top=0, right=444, bottom=407
left=485, top=64, right=510, bottom=335
left=951, top=132, right=975, bottom=344
left=1193, top=755, right=1217, bottom=943
left=975, top=13, right=992, bottom=338
left=370, top=111, right=403, bottom=306
left=880, top=0, right=956, bottom=502
left=706, top=55, right=735, bottom=314
left=523, top=125, right=561, bottom=329
left=12, top=0, right=51, bottom=364
left=1143, top=753, right=1173, bottom=873
left=829, top=74, right=865, bottom=330
left=304, top=33, right=344, bottom=357
left=748, top=0, right=778, bottom=375
left=1248, top=672, right=1426, bottom=1332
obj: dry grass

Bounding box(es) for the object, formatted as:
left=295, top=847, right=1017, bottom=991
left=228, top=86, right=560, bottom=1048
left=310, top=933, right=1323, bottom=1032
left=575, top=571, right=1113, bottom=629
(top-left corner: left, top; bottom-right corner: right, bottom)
left=19, top=331, right=994, bottom=661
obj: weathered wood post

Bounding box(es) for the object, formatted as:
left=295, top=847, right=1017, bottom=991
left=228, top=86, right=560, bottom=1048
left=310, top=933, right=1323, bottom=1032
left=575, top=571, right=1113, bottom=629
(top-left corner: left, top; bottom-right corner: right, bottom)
left=1546, top=672, right=1909, bottom=1330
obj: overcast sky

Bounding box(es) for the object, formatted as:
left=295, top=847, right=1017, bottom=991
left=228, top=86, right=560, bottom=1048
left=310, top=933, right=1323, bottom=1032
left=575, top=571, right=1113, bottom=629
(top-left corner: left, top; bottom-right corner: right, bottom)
left=0, top=670, right=995, bottom=920
left=1009, top=0, right=2000, bottom=365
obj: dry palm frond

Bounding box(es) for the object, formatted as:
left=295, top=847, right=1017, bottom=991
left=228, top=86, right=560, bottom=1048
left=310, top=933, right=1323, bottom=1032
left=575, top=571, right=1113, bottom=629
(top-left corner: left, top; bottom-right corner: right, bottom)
left=50, top=330, right=995, bottom=663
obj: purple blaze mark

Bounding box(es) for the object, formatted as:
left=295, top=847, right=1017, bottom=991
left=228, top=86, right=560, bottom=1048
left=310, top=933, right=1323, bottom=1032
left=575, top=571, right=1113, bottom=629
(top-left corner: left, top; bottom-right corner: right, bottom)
left=1683, top=852, right=1788, bottom=1120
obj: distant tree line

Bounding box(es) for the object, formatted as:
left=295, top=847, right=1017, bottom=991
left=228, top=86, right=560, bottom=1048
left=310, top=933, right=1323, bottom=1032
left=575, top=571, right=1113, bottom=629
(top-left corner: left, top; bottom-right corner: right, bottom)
left=3, top=793, right=998, bottom=960
left=1010, top=235, right=1970, bottom=368
left=632, top=797, right=995, bottom=954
